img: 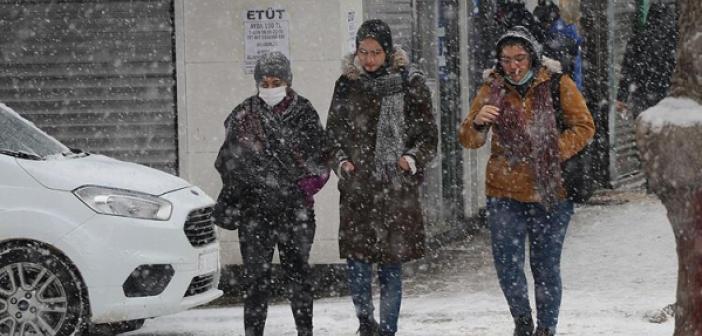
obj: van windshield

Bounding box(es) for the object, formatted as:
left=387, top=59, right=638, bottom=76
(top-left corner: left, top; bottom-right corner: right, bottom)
left=0, top=104, right=70, bottom=159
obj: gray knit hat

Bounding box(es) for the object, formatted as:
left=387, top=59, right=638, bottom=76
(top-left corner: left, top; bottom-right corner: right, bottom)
left=254, top=51, right=292, bottom=85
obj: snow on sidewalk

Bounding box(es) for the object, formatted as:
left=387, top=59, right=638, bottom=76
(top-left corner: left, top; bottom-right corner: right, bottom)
left=126, top=191, right=676, bottom=336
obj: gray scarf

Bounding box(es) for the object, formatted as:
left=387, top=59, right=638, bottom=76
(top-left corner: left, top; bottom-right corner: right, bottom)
left=362, top=72, right=407, bottom=188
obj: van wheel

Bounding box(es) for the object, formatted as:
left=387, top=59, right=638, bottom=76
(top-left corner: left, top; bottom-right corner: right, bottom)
left=0, top=242, right=88, bottom=336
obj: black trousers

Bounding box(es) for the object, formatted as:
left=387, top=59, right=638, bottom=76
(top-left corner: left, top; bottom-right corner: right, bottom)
left=238, top=200, right=316, bottom=336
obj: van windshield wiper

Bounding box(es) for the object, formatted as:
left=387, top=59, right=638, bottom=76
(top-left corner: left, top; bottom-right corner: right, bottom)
left=0, top=148, right=43, bottom=160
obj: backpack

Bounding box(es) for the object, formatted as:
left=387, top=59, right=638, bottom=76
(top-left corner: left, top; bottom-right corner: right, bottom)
left=550, top=73, right=595, bottom=203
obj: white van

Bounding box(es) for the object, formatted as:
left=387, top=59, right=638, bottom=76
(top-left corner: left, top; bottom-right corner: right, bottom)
left=0, top=103, right=222, bottom=335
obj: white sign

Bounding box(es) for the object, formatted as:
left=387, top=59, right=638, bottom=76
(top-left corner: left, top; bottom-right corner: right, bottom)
left=243, top=7, right=290, bottom=74
left=346, top=10, right=358, bottom=53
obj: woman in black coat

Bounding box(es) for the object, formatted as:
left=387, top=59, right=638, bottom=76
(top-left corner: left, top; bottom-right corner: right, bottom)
left=214, top=51, right=328, bottom=336
left=325, top=19, right=437, bottom=336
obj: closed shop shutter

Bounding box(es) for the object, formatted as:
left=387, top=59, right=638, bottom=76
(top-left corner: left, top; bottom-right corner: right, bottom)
left=610, top=0, right=644, bottom=187
left=0, top=0, right=178, bottom=175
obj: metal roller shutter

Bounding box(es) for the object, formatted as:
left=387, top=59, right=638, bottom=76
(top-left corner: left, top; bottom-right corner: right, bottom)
left=610, top=0, right=644, bottom=187
left=0, top=0, right=178, bottom=175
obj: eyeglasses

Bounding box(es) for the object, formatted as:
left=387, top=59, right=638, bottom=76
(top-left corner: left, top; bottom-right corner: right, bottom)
left=357, top=48, right=385, bottom=59
left=499, top=54, right=529, bottom=65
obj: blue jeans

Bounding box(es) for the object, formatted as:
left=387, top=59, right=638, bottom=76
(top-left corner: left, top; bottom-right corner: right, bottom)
left=346, top=259, right=402, bottom=334
left=487, top=197, right=573, bottom=330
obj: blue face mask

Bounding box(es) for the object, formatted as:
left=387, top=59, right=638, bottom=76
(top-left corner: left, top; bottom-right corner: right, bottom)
left=505, top=69, right=534, bottom=86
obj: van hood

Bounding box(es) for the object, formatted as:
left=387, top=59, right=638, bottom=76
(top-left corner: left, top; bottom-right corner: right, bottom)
left=18, top=154, right=190, bottom=195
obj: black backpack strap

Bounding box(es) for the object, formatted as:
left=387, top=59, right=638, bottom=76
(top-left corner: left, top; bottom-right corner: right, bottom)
left=550, top=72, right=565, bottom=132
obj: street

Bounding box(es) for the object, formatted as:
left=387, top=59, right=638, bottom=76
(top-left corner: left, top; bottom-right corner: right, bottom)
left=126, top=190, right=676, bottom=336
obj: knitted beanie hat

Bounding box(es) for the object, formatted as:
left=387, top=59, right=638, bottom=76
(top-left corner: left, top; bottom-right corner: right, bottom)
left=355, top=19, right=393, bottom=55
left=254, top=51, right=292, bottom=85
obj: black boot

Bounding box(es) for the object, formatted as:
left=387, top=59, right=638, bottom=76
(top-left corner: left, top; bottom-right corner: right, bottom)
left=513, top=315, right=534, bottom=336
left=534, top=327, right=555, bottom=336
left=357, top=317, right=379, bottom=336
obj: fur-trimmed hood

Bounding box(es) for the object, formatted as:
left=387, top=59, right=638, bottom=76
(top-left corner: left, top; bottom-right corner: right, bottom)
left=342, top=46, right=415, bottom=81
left=482, top=56, right=562, bottom=82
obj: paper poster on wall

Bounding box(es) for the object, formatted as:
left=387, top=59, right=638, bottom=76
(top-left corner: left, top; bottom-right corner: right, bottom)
left=346, top=10, right=358, bottom=53
left=243, top=7, right=290, bottom=74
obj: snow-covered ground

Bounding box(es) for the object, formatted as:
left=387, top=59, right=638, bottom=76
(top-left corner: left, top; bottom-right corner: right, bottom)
left=126, top=190, right=676, bottom=336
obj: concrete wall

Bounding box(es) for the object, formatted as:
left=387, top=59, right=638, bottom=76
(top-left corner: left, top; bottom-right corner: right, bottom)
left=174, top=0, right=363, bottom=265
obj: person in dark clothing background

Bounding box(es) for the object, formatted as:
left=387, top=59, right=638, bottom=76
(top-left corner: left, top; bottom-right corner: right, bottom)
left=532, top=0, right=550, bottom=27
left=533, top=0, right=584, bottom=91
left=213, top=51, right=329, bottom=336
left=495, top=0, right=545, bottom=43
left=616, top=1, right=678, bottom=119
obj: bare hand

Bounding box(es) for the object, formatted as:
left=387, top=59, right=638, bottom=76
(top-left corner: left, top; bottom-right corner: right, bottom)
left=341, top=161, right=356, bottom=174
left=398, top=156, right=410, bottom=172
left=474, top=105, right=500, bottom=126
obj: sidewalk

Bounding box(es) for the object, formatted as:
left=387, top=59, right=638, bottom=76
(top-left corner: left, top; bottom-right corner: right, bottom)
left=400, top=190, right=677, bottom=335
left=127, top=190, right=677, bottom=336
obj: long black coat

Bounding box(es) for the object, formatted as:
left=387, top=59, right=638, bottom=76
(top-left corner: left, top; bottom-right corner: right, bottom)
left=325, top=49, right=438, bottom=263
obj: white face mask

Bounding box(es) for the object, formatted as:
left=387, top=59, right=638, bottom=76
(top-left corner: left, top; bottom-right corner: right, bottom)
left=258, top=85, right=287, bottom=107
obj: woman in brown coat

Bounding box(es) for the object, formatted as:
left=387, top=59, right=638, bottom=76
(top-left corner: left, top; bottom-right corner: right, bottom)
left=325, top=19, right=437, bottom=336
left=459, top=26, right=594, bottom=336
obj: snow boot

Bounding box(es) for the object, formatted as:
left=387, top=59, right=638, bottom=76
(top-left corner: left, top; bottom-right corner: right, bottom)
left=357, top=317, right=379, bottom=336
left=534, top=327, right=555, bottom=336
left=513, top=315, right=534, bottom=336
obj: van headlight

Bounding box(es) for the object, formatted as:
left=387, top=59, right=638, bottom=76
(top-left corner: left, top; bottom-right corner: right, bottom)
left=74, top=186, right=172, bottom=220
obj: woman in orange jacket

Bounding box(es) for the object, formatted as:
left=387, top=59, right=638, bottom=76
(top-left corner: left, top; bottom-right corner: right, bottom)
left=459, top=26, right=594, bottom=336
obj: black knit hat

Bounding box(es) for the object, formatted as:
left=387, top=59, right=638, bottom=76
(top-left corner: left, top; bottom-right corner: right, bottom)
left=355, top=19, right=393, bottom=55
left=254, top=51, right=292, bottom=85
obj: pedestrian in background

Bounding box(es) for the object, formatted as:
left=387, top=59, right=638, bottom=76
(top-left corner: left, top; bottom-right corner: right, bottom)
left=616, top=1, right=677, bottom=119
left=534, top=0, right=584, bottom=91
left=459, top=26, right=594, bottom=336
left=325, top=19, right=438, bottom=336
left=495, top=0, right=545, bottom=43
left=213, top=51, right=329, bottom=336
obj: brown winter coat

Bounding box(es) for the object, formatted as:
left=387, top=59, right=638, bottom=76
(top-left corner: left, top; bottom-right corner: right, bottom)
left=326, top=48, right=438, bottom=263
left=459, top=61, right=595, bottom=203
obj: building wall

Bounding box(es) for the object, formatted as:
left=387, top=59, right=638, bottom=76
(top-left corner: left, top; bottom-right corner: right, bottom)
left=174, top=0, right=363, bottom=265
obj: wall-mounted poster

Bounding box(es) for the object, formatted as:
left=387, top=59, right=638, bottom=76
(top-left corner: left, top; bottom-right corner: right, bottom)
left=347, top=10, right=358, bottom=53
left=243, top=7, right=290, bottom=74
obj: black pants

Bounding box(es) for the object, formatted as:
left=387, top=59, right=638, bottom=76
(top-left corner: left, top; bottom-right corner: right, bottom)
left=238, top=200, right=316, bottom=336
